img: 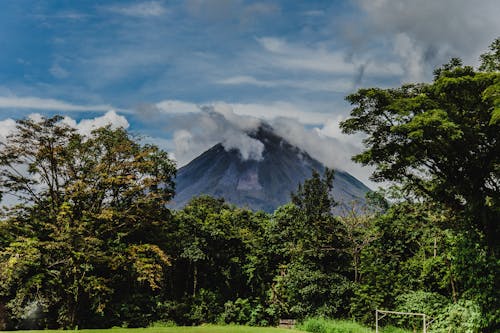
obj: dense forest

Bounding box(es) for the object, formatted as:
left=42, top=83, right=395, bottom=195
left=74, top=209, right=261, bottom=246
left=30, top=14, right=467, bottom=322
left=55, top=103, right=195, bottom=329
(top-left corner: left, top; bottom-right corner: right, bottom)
left=0, top=40, right=499, bottom=332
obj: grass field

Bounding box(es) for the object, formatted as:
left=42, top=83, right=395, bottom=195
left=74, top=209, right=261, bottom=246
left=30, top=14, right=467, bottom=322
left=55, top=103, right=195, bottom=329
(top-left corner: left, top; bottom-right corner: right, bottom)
left=8, top=322, right=413, bottom=333
left=11, top=326, right=307, bottom=333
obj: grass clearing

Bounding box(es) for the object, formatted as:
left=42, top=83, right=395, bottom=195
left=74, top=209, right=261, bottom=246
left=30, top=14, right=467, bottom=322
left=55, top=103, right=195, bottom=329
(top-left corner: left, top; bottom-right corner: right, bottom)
left=10, top=325, right=307, bottom=333
left=9, top=321, right=412, bottom=333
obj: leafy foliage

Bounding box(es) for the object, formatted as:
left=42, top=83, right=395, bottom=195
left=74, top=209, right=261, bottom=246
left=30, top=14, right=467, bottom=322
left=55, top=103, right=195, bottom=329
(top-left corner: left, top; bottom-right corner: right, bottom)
left=340, top=58, right=500, bottom=255
left=0, top=116, right=176, bottom=328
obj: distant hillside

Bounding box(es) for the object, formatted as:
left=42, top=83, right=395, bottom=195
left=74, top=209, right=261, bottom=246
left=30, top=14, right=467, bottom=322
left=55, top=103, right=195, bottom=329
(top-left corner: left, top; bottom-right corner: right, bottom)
left=171, top=125, right=370, bottom=212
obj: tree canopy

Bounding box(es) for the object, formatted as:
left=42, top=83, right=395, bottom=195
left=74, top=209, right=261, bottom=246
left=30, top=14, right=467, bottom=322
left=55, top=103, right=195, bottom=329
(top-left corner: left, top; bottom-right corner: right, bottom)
left=0, top=116, right=176, bottom=328
left=340, top=41, right=500, bottom=255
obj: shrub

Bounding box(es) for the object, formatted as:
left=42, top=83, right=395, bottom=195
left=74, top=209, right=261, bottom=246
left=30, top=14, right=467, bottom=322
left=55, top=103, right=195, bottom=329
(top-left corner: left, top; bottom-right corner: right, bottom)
left=394, top=290, right=450, bottom=330
left=218, top=298, right=270, bottom=326
left=431, top=299, right=483, bottom=333
left=187, top=289, right=223, bottom=325
left=148, top=320, right=177, bottom=327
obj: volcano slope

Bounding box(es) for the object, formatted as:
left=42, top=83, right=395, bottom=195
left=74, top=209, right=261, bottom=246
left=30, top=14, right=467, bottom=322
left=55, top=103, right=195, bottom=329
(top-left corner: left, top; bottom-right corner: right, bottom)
left=172, top=125, right=370, bottom=213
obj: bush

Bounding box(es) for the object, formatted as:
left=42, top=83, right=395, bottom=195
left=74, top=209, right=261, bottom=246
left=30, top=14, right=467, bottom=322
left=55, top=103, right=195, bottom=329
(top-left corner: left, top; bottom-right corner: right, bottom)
left=148, top=320, right=177, bottom=327
left=219, top=298, right=252, bottom=325
left=394, top=290, right=450, bottom=329
left=218, top=298, right=270, bottom=326
left=431, top=299, right=483, bottom=333
left=187, top=289, right=223, bottom=325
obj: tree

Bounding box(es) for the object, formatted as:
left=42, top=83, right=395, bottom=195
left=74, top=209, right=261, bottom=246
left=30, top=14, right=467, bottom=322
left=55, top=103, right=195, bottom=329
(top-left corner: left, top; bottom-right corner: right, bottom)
left=167, top=196, right=271, bottom=325
left=267, top=169, right=352, bottom=319
left=338, top=203, right=378, bottom=284
left=289, top=169, right=343, bottom=257
left=341, top=39, right=500, bottom=331
left=340, top=43, right=500, bottom=255
left=479, top=37, right=500, bottom=72
left=0, top=116, right=176, bottom=328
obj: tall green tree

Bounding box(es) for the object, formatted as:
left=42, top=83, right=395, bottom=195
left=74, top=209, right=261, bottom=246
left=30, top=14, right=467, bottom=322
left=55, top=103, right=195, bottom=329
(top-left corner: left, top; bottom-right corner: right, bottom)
left=267, top=169, right=351, bottom=319
left=0, top=116, right=176, bottom=328
left=166, top=196, right=271, bottom=325
left=341, top=38, right=500, bottom=331
left=340, top=44, right=500, bottom=255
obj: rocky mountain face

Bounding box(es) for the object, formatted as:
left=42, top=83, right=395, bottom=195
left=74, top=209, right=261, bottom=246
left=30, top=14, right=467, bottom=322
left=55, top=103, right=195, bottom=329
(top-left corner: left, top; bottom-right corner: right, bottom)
left=171, top=125, right=370, bottom=213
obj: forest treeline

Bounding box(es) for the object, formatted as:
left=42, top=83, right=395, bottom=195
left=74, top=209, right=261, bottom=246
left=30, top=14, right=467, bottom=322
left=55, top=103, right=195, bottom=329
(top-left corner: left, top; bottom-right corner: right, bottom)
left=0, top=40, right=499, bottom=332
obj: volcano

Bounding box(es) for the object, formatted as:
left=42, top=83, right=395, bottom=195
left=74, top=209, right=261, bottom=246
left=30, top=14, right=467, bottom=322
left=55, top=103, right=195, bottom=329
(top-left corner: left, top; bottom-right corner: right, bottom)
left=171, top=125, right=370, bottom=213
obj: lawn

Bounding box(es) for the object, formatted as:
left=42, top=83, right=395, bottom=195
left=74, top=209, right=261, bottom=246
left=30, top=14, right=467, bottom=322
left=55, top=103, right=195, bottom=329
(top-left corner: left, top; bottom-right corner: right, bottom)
left=8, top=322, right=413, bottom=333
left=11, top=325, right=307, bottom=333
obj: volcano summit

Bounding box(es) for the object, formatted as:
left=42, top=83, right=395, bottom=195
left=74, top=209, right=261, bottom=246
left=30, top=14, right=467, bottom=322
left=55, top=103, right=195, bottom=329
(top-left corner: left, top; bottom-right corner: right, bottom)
left=172, top=125, right=370, bottom=212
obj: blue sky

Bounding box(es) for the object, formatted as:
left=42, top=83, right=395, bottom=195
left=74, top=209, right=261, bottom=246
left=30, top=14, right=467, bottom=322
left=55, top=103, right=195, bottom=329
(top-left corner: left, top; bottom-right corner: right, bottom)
left=1, top=0, right=499, bottom=187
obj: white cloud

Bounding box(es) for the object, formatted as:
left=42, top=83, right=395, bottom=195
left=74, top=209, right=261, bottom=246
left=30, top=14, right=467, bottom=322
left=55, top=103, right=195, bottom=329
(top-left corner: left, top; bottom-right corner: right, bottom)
left=104, top=1, right=167, bottom=17
left=355, top=0, right=500, bottom=74
left=216, top=75, right=352, bottom=93
left=166, top=105, right=264, bottom=164
left=229, top=101, right=331, bottom=125
left=173, top=129, right=195, bottom=160
left=270, top=117, right=375, bottom=190
left=392, top=33, right=427, bottom=82
left=156, top=100, right=201, bottom=114
left=155, top=99, right=332, bottom=125
left=135, top=100, right=378, bottom=189
left=208, top=102, right=262, bottom=131
left=0, top=118, right=17, bottom=139
left=66, top=110, right=130, bottom=136
left=0, top=111, right=129, bottom=142
left=217, top=75, right=277, bottom=87
left=221, top=131, right=264, bottom=161
left=0, top=96, right=112, bottom=112
left=255, top=37, right=403, bottom=77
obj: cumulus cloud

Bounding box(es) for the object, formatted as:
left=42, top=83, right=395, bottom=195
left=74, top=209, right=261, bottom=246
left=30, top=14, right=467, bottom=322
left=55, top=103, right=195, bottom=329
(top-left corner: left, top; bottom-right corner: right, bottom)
left=61, top=110, right=129, bottom=136
left=141, top=101, right=265, bottom=164
left=353, top=0, right=500, bottom=80
left=143, top=99, right=341, bottom=164
left=269, top=117, right=375, bottom=189
left=221, top=131, right=264, bottom=161
left=0, top=118, right=17, bottom=139
left=0, top=111, right=129, bottom=141
left=177, top=105, right=264, bottom=162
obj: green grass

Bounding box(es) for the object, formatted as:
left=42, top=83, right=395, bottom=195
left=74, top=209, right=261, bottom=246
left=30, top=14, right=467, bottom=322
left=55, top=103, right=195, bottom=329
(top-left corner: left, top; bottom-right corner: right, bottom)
left=10, top=325, right=307, bottom=333
left=296, top=318, right=412, bottom=333
left=8, top=321, right=412, bottom=333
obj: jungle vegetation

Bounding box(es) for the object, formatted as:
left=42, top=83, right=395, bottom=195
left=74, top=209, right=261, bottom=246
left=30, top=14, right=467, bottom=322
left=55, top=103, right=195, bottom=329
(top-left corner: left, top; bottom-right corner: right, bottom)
left=0, top=39, right=498, bottom=332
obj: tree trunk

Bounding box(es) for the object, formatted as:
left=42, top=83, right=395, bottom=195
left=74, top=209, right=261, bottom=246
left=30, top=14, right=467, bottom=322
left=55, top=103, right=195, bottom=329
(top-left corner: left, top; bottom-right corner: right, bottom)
left=193, top=263, right=198, bottom=297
